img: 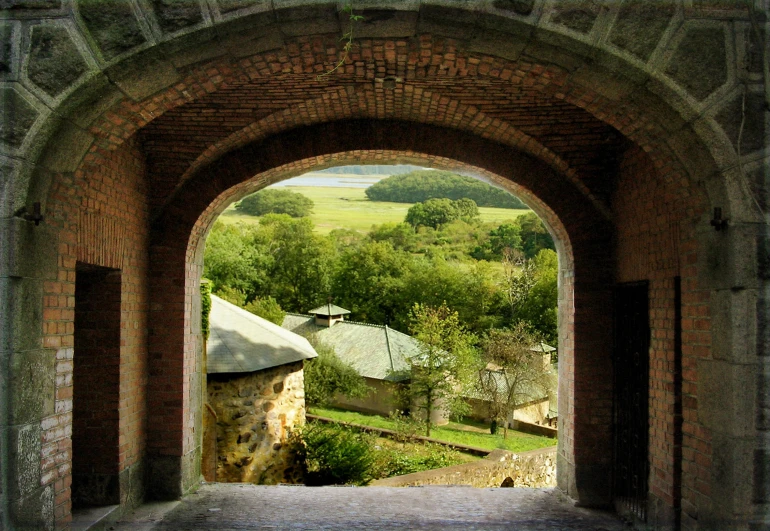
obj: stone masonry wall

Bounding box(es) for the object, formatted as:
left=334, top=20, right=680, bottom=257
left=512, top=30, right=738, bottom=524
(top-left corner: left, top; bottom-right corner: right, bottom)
left=207, top=361, right=306, bottom=485
left=372, top=448, right=556, bottom=489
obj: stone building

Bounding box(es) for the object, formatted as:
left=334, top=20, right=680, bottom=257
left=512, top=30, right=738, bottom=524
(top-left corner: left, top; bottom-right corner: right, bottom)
left=205, top=295, right=316, bottom=485
left=282, top=306, right=422, bottom=418
left=0, top=2, right=768, bottom=530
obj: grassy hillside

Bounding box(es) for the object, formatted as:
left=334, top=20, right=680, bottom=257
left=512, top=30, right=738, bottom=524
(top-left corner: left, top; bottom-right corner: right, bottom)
left=218, top=185, right=529, bottom=234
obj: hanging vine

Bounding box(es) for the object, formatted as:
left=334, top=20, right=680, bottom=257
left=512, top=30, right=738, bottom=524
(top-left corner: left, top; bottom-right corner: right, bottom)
left=317, top=2, right=364, bottom=81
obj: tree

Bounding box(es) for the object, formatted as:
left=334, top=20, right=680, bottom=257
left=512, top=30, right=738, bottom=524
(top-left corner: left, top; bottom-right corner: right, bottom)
left=405, top=198, right=459, bottom=229
left=261, top=215, right=336, bottom=313
left=488, top=223, right=522, bottom=258
left=332, top=241, right=410, bottom=325
left=236, top=189, right=314, bottom=218
left=453, top=198, right=479, bottom=221
left=477, top=323, right=554, bottom=439
left=515, top=249, right=558, bottom=343
left=243, top=296, right=285, bottom=325
left=368, top=222, right=416, bottom=251
left=404, top=303, right=478, bottom=437
left=203, top=221, right=273, bottom=300
left=303, top=342, right=370, bottom=407
left=516, top=212, right=555, bottom=258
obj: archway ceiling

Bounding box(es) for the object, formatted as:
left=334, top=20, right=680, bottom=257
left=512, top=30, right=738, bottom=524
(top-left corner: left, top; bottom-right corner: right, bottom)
left=137, top=43, right=627, bottom=216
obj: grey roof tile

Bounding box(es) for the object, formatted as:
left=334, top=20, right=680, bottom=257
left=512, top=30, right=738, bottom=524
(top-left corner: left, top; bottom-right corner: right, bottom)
left=207, top=296, right=317, bottom=374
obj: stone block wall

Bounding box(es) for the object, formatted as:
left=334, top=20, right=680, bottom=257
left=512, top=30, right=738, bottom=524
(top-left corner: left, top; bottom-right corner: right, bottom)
left=372, top=448, right=556, bottom=489
left=207, top=361, right=306, bottom=485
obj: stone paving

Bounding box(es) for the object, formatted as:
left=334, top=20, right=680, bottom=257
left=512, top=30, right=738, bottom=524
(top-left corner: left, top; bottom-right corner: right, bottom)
left=115, top=484, right=631, bottom=531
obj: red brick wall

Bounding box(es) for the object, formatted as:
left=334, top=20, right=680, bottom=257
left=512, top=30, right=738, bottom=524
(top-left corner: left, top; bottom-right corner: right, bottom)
left=614, top=145, right=709, bottom=529
left=43, top=137, right=149, bottom=528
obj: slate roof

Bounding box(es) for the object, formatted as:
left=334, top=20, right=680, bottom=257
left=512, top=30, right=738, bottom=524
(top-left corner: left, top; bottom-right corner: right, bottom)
left=207, top=295, right=317, bottom=374
left=308, top=303, right=351, bottom=316
left=281, top=314, right=422, bottom=381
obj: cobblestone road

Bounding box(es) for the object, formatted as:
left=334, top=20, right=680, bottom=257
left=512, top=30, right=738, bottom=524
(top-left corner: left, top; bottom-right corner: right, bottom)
left=115, top=484, right=630, bottom=531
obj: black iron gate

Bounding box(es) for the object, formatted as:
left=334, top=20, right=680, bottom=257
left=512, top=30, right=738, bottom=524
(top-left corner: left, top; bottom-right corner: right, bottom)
left=613, top=281, right=650, bottom=521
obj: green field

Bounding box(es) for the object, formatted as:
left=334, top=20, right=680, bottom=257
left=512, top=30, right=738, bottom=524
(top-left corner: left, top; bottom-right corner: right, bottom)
left=218, top=184, right=530, bottom=234
left=309, top=406, right=556, bottom=454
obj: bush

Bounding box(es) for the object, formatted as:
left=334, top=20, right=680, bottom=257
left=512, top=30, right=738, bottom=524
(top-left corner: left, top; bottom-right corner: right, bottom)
left=374, top=442, right=463, bottom=477
left=243, top=296, right=285, bottom=325
left=303, top=343, right=370, bottom=407
left=292, top=422, right=377, bottom=486
left=236, top=189, right=314, bottom=217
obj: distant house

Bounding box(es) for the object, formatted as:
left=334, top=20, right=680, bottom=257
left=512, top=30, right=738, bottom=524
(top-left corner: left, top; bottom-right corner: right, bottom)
left=205, top=295, right=317, bottom=485
left=282, top=304, right=422, bottom=416
left=465, top=343, right=556, bottom=427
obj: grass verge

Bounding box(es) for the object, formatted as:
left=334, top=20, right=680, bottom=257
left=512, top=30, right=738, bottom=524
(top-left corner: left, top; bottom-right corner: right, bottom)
left=308, top=407, right=556, bottom=454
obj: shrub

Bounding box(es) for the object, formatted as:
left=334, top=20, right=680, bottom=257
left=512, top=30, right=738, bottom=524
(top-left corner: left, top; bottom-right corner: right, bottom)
left=374, top=442, right=463, bottom=477
left=303, top=343, right=370, bottom=407
left=236, top=189, right=314, bottom=217
left=243, top=296, right=285, bottom=325
left=292, top=422, right=377, bottom=486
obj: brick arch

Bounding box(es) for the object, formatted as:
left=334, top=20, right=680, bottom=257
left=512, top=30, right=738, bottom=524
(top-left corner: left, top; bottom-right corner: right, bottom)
left=23, top=32, right=736, bottom=224
left=2, top=4, right=765, bottom=529
left=170, top=84, right=601, bottom=217
left=145, top=119, right=615, bottom=504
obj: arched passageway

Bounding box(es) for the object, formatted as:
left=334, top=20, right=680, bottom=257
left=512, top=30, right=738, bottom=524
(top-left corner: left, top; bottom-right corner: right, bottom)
left=1, top=3, right=767, bottom=530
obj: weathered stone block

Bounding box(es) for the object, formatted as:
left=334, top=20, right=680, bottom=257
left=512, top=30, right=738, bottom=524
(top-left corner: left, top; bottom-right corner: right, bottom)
left=711, top=433, right=757, bottom=517
left=665, top=25, right=727, bottom=101
left=55, top=73, right=124, bottom=129
left=757, top=365, right=770, bottom=430
left=2, top=0, right=60, bottom=8
left=26, top=24, right=89, bottom=98
left=1, top=21, right=19, bottom=80
left=700, top=359, right=757, bottom=436
left=9, top=349, right=55, bottom=425
left=0, top=87, right=39, bottom=149
left=0, top=216, right=59, bottom=281
left=216, top=0, right=269, bottom=15
left=710, top=288, right=758, bottom=363
left=0, top=157, right=31, bottom=218
left=754, top=448, right=770, bottom=505
left=77, top=0, right=147, bottom=61
left=7, top=424, right=42, bottom=499
left=276, top=5, right=339, bottom=37
left=9, top=485, right=54, bottom=531
left=150, top=0, right=205, bottom=35
left=104, top=50, right=180, bottom=101
left=0, top=278, right=44, bottom=353
left=39, top=120, right=93, bottom=173
left=468, top=29, right=527, bottom=62
left=490, top=0, right=536, bottom=17
left=146, top=455, right=183, bottom=500
left=715, top=90, right=767, bottom=155
left=549, top=1, right=601, bottom=35
left=698, top=222, right=763, bottom=291
left=355, top=10, right=418, bottom=39
left=118, top=460, right=146, bottom=509
left=609, top=0, right=675, bottom=61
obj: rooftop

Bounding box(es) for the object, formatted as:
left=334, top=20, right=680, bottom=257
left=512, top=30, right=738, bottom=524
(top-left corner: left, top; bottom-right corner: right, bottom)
left=308, top=303, right=351, bottom=316
left=282, top=314, right=422, bottom=381
left=207, top=295, right=317, bottom=374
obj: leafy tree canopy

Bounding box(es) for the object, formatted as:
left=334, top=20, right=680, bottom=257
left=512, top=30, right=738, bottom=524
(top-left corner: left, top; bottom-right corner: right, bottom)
left=365, top=170, right=527, bottom=209
left=404, top=303, right=479, bottom=436
left=405, top=198, right=479, bottom=229
left=236, top=188, right=314, bottom=218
